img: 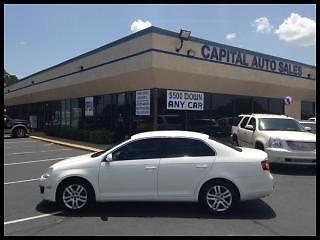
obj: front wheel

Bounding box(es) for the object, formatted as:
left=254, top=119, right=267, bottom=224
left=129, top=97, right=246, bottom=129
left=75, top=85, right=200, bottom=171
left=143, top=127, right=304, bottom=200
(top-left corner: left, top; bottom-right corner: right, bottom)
left=199, top=181, right=239, bottom=214
left=57, top=180, right=94, bottom=212
left=13, top=127, right=27, bottom=138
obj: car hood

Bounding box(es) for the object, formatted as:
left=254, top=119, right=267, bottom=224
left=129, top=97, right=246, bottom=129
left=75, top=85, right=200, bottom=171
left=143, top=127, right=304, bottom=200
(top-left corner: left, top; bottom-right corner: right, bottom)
left=51, top=153, right=101, bottom=170
left=261, top=131, right=316, bottom=142
left=13, top=118, right=29, bottom=124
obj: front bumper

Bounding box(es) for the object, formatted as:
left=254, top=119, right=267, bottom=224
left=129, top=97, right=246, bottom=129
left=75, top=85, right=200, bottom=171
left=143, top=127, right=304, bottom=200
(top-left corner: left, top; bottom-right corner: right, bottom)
left=265, top=148, right=316, bottom=164
left=39, top=176, right=57, bottom=202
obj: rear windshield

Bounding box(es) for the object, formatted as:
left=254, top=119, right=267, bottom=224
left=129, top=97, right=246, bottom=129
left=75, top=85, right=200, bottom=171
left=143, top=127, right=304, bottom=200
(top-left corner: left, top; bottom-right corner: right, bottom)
left=209, top=136, right=242, bottom=152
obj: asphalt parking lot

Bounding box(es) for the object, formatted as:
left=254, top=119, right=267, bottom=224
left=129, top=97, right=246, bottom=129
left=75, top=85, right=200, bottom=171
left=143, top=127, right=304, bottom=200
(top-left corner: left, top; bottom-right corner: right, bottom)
left=4, top=137, right=316, bottom=236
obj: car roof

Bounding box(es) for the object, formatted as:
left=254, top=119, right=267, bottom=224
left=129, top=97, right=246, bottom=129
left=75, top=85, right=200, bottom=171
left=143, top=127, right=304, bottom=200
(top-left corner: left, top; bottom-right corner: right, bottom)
left=130, top=131, right=209, bottom=140
left=239, top=114, right=293, bottom=119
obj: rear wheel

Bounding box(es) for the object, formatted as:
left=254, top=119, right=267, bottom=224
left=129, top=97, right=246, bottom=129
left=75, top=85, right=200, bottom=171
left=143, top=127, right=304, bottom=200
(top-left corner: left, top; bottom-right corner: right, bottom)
left=199, top=180, right=239, bottom=214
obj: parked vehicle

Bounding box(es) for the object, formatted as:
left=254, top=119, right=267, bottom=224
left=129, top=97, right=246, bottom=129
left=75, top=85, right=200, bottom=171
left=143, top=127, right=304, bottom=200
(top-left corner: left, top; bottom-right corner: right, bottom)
left=307, top=117, right=316, bottom=122
left=231, top=114, right=316, bottom=164
left=157, top=115, right=183, bottom=130
left=299, top=121, right=316, bottom=134
left=3, top=114, right=31, bottom=138
left=39, top=130, right=274, bottom=214
left=188, top=118, right=224, bottom=136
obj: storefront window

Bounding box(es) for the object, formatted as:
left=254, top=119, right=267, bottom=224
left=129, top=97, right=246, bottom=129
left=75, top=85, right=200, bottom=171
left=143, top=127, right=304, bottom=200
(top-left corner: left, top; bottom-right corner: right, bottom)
left=269, top=98, right=283, bottom=114
left=61, top=100, right=66, bottom=125
left=253, top=97, right=268, bottom=113
left=71, top=98, right=80, bottom=128
left=301, top=101, right=315, bottom=120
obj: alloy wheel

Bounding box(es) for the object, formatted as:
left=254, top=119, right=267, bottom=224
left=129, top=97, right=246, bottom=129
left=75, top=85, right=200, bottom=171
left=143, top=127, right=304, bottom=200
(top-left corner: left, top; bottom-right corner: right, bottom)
left=206, top=185, right=233, bottom=212
left=62, top=184, right=88, bottom=210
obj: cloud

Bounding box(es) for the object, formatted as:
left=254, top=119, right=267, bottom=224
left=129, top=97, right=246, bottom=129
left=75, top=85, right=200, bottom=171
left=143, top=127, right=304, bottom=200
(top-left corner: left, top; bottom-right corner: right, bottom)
left=274, top=13, right=315, bottom=47
left=226, top=33, right=236, bottom=40
left=253, top=17, right=273, bottom=33
left=19, top=41, right=26, bottom=45
left=130, top=19, right=152, bottom=33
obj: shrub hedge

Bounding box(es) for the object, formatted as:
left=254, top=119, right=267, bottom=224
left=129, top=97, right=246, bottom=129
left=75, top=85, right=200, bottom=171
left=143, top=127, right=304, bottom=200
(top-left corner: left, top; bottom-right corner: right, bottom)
left=44, top=126, right=115, bottom=144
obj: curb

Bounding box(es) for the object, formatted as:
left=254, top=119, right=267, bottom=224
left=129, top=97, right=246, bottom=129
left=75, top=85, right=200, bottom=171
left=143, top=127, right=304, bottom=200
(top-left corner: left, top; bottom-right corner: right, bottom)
left=30, top=136, right=104, bottom=152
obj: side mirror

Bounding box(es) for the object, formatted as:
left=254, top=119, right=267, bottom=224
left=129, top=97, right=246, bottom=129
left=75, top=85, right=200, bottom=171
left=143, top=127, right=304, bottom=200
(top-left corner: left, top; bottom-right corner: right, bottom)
left=304, top=126, right=311, bottom=132
left=105, top=153, right=113, bottom=162
left=246, top=124, right=254, bottom=131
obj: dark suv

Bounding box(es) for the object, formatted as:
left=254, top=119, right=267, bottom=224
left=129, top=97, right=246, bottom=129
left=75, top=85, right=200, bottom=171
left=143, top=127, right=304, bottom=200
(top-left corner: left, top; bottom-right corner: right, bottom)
left=4, top=114, right=31, bottom=138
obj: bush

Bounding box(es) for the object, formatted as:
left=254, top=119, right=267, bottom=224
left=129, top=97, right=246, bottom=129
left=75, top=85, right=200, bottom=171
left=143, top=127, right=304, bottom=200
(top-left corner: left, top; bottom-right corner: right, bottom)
left=44, top=126, right=115, bottom=144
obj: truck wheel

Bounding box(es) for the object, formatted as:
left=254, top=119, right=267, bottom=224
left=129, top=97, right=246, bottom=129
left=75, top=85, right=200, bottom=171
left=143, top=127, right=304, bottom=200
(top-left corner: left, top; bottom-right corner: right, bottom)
left=255, top=142, right=264, bottom=151
left=13, top=127, right=26, bottom=138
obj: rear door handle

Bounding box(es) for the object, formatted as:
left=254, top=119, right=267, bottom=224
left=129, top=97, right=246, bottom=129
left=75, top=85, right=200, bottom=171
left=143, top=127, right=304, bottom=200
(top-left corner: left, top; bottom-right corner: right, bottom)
left=145, top=166, right=157, bottom=170
left=196, top=164, right=208, bottom=168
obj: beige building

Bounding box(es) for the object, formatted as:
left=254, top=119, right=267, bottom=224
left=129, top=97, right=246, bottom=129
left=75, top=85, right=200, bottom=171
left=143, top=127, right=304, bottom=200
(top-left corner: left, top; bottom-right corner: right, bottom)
left=4, top=26, right=316, bottom=138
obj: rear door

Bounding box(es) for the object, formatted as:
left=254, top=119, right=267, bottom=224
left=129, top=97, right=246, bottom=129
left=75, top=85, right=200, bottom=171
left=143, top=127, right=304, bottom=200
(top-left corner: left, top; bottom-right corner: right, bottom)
left=157, top=137, right=216, bottom=198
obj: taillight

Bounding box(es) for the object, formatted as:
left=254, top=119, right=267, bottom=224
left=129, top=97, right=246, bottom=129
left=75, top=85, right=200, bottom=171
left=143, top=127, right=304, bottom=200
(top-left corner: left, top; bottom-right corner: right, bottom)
left=261, top=160, right=270, bottom=171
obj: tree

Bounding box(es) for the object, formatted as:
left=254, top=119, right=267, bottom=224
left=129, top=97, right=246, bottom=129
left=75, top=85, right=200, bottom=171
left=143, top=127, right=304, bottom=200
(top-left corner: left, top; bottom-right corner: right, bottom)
left=4, top=69, right=18, bottom=87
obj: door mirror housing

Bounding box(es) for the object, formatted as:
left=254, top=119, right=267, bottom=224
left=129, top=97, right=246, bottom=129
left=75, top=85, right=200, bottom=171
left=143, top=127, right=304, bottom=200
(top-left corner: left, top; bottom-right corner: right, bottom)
left=105, top=153, right=113, bottom=162
left=304, top=126, right=311, bottom=132
left=246, top=124, right=254, bottom=131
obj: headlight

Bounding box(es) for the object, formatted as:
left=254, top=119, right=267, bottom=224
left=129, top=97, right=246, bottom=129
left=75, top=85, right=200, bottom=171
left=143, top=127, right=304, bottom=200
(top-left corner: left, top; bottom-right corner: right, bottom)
left=268, top=138, right=283, bottom=148
left=41, top=167, right=53, bottom=179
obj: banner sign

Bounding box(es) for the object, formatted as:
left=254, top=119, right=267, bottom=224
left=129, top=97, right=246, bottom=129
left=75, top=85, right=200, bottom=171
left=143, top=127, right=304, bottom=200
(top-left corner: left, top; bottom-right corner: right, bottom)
left=201, top=44, right=303, bottom=77
left=167, top=90, right=203, bottom=111
left=85, top=96, right=94, bottom=116
left=136, top=90, right=150, bottom=115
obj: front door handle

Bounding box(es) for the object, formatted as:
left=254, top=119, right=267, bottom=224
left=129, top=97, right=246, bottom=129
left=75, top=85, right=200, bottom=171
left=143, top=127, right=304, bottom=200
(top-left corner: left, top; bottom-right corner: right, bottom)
left=145, top=166, right=157, bottom=170
left=196, top=164, right=208, bottom=168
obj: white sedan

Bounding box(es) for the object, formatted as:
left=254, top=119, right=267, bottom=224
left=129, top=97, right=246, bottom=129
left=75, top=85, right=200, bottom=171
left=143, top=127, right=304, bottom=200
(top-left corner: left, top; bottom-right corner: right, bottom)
left=39, top=131, right=274, bottom=214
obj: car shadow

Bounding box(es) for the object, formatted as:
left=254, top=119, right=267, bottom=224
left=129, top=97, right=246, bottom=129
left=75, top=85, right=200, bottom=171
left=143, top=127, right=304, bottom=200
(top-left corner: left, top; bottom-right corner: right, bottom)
left=36, top=199, right=276, bottom=220
left=270, top=163, right=316, bottom=176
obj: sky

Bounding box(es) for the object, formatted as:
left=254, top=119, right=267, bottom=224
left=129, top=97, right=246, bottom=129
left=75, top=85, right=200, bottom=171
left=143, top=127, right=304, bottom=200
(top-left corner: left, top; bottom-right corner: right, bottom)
left=4, top=4, right=316, bottom=79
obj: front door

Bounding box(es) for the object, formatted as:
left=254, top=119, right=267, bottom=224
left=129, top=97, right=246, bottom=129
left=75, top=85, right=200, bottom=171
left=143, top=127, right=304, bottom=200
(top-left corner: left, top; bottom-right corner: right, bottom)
left=98, top=138, right=161, bottom=200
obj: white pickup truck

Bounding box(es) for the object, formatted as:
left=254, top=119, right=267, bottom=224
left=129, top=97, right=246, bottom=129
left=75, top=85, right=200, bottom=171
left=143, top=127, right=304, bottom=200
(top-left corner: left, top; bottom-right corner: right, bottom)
left=230, top=114, right=316, bottom=164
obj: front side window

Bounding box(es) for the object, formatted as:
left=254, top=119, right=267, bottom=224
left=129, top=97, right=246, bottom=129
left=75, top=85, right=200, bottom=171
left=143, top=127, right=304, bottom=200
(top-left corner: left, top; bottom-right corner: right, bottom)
left=240, top=117, right=250, bottom=129
left=247, top=117, right=256, bottom=130
left=162, top=138, right=215, bottom=158
left=259, top=118, right=305, bottom=132
left=112, top=138, right=162, bottom=161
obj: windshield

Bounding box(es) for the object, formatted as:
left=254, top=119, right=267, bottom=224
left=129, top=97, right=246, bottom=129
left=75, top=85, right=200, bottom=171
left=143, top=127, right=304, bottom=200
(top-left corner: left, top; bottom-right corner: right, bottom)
left=259, top=118, right=305, bottom=132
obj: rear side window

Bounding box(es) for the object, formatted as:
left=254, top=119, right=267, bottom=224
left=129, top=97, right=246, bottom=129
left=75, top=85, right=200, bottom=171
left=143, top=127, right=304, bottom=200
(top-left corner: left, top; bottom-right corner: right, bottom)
left=240, top=117, right=250, bottom=128
left=161, top=138, right=215, bottom=158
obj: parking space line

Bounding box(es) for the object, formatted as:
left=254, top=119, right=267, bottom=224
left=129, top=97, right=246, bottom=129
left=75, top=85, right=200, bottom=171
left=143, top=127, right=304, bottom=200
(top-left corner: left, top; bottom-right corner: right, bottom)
left=4, top=140, right=39, bottom=144
left=5, top=178, right=40, bottom=185
left=5, top=157, right=66, bottom=166
left=4, top=211, right=64, bottom=225
left=8, top=148, right=73, bottom=155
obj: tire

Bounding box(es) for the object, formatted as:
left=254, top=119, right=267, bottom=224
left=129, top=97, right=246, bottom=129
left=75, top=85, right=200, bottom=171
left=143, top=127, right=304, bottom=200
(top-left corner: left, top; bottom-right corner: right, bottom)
left=232, top=135, right=239, bottom=146
left=13, top=127, right=27, bottom=138
left=57, top=179, right=95, bottom=212
left=255, top=142, right=264, bottom=151
left=199, top=180, right=240, bottom=215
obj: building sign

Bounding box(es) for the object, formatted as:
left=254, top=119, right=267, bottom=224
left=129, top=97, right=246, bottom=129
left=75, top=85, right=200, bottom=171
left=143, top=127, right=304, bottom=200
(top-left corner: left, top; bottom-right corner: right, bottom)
left=136, top=90, right=150, bottom=115
left=85, top=96, right=94, bottom=116
left=167, top=90, right=203, bottom=111
left=200, top=44, right=302, bottom=77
